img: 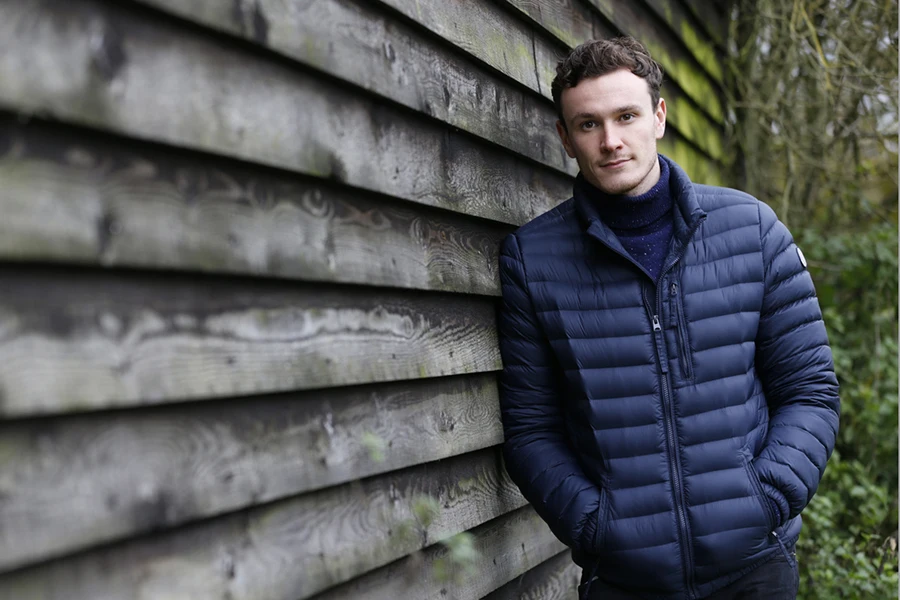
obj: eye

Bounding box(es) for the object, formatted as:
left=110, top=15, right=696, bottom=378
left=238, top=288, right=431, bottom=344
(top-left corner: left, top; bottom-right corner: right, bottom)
left=620, top=113, right=635, bottom=122
left=580, top=120, right=596, bottom=130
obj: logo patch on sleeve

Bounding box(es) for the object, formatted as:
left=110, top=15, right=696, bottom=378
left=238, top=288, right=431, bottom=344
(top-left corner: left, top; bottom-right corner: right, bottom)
left=797, top=247, right=807, bottom=268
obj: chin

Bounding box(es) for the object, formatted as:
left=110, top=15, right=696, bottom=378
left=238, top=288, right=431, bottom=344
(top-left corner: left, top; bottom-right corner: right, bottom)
left=593, top=176, right=640, bottom=196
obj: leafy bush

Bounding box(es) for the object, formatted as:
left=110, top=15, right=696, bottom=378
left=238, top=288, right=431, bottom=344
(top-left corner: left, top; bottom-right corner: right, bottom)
left=793, top=225, right=898, bottom=598
left=727, top=0, right=897, bottom=594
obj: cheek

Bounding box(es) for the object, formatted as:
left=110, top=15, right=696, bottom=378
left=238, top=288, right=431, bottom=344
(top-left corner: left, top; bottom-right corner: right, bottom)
left=571, top=133, right=596, bottom=154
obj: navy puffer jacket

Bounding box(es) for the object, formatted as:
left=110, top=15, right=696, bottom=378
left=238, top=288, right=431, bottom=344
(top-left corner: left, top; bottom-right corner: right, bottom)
left=497, top=155, right=839, bottom=599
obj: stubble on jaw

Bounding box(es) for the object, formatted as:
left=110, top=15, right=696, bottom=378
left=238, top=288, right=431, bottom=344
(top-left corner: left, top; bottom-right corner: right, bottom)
left=586, top=154, right=660, bottom=197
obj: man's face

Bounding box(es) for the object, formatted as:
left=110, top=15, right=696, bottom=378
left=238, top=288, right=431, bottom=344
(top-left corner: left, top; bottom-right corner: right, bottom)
left=556, top=69, right=667, bottom=196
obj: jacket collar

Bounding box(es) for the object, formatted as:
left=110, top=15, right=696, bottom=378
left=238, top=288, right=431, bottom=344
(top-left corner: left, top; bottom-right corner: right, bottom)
left=574, top=154, right=707, bottom=260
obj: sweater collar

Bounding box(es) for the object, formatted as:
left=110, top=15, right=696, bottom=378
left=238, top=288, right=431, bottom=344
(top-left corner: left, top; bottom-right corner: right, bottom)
left=574, top=154, right=707, bottom=251
left=574, top=157, right=672, bottom=231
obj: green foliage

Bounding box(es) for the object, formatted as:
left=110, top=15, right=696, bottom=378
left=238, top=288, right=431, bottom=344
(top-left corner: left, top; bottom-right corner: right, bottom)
left=392, top=494, right=482, bottom=585
left=727, top=0, right=897, bottom=595
left=726, top=0, right=898, bottom=230
left=433, top=532, right=479, bottom=584
left=393, top=494, right=441, bottom=548
left=361, top=431, right=386, bottom=463
left=792, top=226, right=898, bottom=598
left=800, top=455, right=898, bottom=598
left=411, top=494, right=441, bottom=530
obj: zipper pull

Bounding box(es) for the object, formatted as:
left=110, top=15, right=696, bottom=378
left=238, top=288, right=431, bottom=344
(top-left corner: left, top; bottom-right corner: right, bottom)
left=671, top=282, right=677, bottom=296
left=652, top=315, right=662, bottom=331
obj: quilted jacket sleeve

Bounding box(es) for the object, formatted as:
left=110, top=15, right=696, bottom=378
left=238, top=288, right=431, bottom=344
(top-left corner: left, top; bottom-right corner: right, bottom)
left=753, top=203, right=840, bottom=524
left=497, top=233, right=603, bottom=553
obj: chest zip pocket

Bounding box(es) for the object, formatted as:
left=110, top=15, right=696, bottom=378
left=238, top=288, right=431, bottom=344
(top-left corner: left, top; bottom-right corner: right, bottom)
left=670, top=282, right=694, bottom=381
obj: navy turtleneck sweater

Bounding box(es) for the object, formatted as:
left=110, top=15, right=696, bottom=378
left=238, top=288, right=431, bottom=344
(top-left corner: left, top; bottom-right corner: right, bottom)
left=578, top=157, right=673, bottom=281
left=578, top=157, right=784, bottom=523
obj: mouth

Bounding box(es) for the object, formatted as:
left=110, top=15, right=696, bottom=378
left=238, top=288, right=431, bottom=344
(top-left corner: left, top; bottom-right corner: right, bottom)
left=599, top=158, right=630, bottom=169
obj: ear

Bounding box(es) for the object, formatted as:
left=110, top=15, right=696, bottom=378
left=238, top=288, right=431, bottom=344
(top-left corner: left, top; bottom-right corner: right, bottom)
left=654, top=98, right=667, bottom=139
left=556, top=120, right=576, bottom=158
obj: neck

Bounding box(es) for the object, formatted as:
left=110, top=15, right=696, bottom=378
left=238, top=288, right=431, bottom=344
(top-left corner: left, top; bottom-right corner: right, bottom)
left=577, top=156, right=672, bottom=231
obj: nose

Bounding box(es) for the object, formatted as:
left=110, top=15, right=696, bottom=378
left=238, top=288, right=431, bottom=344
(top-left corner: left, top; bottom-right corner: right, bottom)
left=600, top=126, right=623, bottom=151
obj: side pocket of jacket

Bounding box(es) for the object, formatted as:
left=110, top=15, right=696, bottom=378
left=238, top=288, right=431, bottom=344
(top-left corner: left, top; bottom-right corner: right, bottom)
left=589, top=487, right=611, bottom=555
left=670, top=282, right=694, bottom=381
left=744, top=458, right=777, bottom=532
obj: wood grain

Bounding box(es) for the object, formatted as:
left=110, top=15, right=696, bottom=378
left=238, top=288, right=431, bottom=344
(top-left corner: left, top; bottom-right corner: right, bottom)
left=482, top=550, right=580, bottom=600
left=0, top=447, right=527, bottom=599
left=496, top=0, right=724, bottom=119
left=0, top=267, right=501, bottom=417
left=130, top=0, right=576, bottom=176
left=136, top=0, right=721, bottom=164
left=375, top=0, right=554, bottom=95
left=0, top=115, right=508, bottom=295
left=0, top=0, right=570, bottom=226
left=0, top=373, right=503, bottom=571
left=376, top=0, right=721, bottom=124
left=502, top=0, right=724, bottom=161
left=497, top=0, right=596, bottom=49
left=581, top=0, right=726, bottom=122
left=311, top=506, right=565, bottom=600
left=638, top=0, right=723, bottom=81
left=374, top=0, right=723, bottom=163
left=0, top=2, right=737, bottom=599
left=384, top=0, right=724, bottom=168
left=679, top=0, right=728, bottom=48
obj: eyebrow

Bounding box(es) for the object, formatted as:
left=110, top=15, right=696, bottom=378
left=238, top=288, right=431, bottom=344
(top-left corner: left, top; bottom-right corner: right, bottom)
left=569, top=105, right=643, bottom=124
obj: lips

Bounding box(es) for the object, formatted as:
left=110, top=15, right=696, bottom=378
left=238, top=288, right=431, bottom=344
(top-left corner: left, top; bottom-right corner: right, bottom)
left=600, top=158, right=630, bottom=168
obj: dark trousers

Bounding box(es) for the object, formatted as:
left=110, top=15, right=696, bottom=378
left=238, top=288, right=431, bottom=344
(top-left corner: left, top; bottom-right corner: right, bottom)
left=579, top=544, right=799, bottom=600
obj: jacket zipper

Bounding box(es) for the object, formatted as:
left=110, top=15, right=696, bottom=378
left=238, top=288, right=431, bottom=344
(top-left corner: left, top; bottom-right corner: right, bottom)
left=747, top=459, right=777, bottom=531
left=643, top=217, right=705, bottom=600
left=587, top=212, right=706, bottom=598
left=645, top=286, right=695, bottom=600
left=670, top=282, right=693, bottom=380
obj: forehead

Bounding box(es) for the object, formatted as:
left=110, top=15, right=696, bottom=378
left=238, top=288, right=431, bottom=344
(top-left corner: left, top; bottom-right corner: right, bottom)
left=560, top=69, right=653, bottom=119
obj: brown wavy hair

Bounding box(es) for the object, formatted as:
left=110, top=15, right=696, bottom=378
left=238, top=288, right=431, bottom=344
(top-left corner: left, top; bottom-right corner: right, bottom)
left=552, top=37, right=664, bottom=128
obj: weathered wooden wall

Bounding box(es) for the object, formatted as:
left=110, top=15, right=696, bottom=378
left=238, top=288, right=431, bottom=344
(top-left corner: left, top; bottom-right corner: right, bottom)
left=0, top=0, right=729, bottom=597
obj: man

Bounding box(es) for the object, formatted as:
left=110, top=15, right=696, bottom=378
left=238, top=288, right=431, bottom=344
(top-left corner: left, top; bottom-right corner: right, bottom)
left=496, top=37, right=839, bottom=599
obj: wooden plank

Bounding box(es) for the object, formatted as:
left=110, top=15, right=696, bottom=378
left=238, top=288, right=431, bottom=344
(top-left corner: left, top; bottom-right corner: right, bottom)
left=658, top=135, right=724, bottom=187
left=679, top=0, right=729, bottom=49
left=0, top=374, right=503, bottom=571
left=375, top=0, right=556, bottom=96
left=0, top=115, right=508, bottom=296
left=375, top=0, right=722, bottom=123
left=502, top=0, right=723, bottom=86
left=638, top=0, right=723, bottom=81
left=499, top=0, right=724, bottom=161
left=494, top=0, right=724, bottom=120
left=497, top=0, right=594, bottom=49
left=0, top=0, right=571, bottom=227
left=581, top=0, right=726, bottom=123
left=371, top=0, right=722, bottom=162
left=482, top=551, right=580, bottom=600
left=128, top=0, right=576, bottom=177
left=312, top=506, right=565, bottom=600
left=131, top=0, right=723, bottom=179
left=658, top=84, right=725, bottom=163
left=0, top=447, right=527, bottom=599
left=0, top=267, right=501, bottom=417
left=0, top=0, right=721, bottom=204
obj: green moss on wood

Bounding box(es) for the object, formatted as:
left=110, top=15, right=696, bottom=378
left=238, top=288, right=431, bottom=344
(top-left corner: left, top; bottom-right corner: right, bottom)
left=641, top=37, right=724, bottom=123
left=583, top=0, right=724, bottom=123
left=662, top=90, right=725, bottom=160
left=679, top=18, right=722, bottom=83
left=658, top=136, right=724, bottom=187
left=652, top=0, right=723, bottom=83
